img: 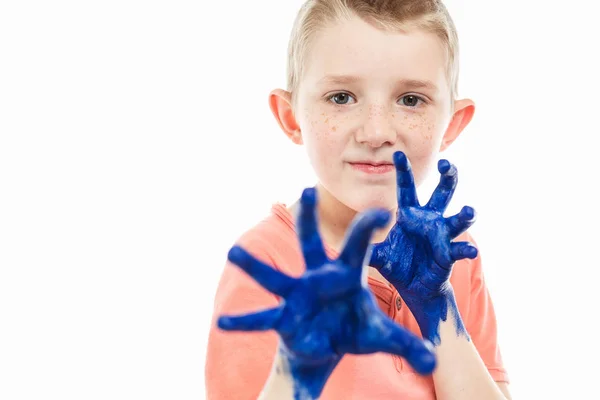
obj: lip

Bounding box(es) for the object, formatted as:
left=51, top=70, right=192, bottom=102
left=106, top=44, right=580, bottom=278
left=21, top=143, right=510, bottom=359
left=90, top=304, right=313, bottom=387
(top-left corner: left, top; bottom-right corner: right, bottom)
left=348, top=161, right=394, bottom=174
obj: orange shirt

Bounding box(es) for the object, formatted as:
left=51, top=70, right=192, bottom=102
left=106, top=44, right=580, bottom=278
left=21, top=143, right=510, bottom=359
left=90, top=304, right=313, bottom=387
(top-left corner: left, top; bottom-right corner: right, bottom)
left=205, top=204, right=508, bottom=399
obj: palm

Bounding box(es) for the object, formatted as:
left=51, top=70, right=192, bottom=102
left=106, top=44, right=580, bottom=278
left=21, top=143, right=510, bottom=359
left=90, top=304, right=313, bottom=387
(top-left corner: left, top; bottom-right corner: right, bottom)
left=218, top=187, right=436, bottom=376
left=371, top=151, right=478, bottom=302
left=276, top=282, right=398, bottom=365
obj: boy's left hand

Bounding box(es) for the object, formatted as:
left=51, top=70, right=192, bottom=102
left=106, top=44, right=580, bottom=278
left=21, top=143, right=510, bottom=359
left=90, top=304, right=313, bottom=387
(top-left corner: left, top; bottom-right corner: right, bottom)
left=370, top=151, right=477, bottom=344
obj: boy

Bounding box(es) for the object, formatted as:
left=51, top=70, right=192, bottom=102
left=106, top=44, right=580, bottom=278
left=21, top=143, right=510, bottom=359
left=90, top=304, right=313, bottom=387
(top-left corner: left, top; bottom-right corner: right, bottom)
left=206, top=0, right=511, bottom=398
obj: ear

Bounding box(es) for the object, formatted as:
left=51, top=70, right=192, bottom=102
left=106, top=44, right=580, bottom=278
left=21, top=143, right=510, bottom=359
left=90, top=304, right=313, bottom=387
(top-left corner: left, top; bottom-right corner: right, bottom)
left=440, top=98, right=475, bottom=152
left=269, top=89, right=303, bottom=145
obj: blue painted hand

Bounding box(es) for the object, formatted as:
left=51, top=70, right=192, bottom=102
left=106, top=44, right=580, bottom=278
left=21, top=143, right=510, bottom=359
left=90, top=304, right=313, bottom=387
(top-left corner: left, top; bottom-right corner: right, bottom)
left=370, top=151, right=477, bottom=345
left=218, top=187, right=436, bottom=399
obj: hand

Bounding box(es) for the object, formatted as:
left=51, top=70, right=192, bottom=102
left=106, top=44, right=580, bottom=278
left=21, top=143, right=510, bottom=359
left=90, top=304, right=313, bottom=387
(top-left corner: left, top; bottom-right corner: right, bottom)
left=218, top=187, right=436, bottom=399
left=370, top=151, right=477, bottom=344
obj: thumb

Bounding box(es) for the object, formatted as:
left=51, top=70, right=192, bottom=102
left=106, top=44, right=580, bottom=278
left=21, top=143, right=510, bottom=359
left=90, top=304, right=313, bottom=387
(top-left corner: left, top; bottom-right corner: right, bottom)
left=369, top=242, right=386, bottom=269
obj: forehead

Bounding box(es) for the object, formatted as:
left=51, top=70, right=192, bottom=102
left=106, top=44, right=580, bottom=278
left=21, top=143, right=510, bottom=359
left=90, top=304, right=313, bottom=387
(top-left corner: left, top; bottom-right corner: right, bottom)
left=302, top=15, right=449, bottom=89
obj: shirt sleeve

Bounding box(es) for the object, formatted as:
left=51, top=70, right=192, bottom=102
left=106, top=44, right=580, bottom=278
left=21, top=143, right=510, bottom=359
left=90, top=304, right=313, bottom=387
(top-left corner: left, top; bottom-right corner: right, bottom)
left=205, top=236, right=282, bottom=400
left=464, top=234, right=510, bottom=383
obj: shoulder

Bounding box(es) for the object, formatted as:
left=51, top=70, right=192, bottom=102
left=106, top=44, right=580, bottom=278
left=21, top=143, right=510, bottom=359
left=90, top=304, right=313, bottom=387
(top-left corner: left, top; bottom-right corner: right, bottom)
left=211, top=204, right=296, bottom=314
left=449, top=230, right=488, bottom=308
left=229, top=203, right=305, bottom=277
left=450, top=229, right=484, bottom=282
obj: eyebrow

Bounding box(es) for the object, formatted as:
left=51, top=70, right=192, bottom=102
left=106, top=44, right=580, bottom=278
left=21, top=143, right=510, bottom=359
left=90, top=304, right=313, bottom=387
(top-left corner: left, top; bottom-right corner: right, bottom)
left=317, top=75, right=439, bottom=92
left=317, top=75, right=362, bottom=85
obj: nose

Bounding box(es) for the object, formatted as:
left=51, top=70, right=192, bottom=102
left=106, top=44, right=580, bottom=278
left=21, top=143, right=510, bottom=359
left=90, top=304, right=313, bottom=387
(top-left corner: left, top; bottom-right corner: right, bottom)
left=355, top=104, right=397, bottom=148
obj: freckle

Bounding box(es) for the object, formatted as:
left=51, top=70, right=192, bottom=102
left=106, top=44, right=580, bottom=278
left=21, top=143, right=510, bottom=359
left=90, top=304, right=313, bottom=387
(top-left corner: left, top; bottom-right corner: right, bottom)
left=332, top=126, right=337, bottom=131
left=325, top=118, right=329, bottom=123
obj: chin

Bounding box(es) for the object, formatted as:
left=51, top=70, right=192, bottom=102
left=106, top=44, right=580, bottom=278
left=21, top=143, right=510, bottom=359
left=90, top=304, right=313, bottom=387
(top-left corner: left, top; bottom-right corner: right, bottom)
left=344, top=191, right=397, bottom=213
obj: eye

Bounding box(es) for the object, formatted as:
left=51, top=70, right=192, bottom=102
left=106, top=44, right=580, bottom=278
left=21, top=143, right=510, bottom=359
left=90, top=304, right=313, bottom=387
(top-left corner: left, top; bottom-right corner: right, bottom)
left=327, top=92, right=356, bottom=105
left=399, top=95, right=425, bottom=108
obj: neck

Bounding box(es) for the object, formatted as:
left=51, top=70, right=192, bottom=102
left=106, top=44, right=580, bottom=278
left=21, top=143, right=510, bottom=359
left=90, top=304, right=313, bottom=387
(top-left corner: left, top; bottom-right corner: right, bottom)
left=290, top=183, right=396, bottom=253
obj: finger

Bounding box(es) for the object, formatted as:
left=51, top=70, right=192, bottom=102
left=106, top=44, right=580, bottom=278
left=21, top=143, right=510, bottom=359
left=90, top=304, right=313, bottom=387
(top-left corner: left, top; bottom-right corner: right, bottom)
left=425, top=160, right=457, bottom=213
left=446, top=206, right=476, bottom=239
left=228, top=246, right=295, bottom=297
left=393, top=151, right=419, bottom=207
left=364, top=316, right=436, bottom=375
left=368, top=242, right=386, bottom=269
left=338, top=208, right=391, bottom=269
left=450, top=241, right=478, bottom=261
left=426, top=223, right=454, bottom=270
left=297, top=187, right=328, bottom=269
left=218, top=307, right=282, bottom=331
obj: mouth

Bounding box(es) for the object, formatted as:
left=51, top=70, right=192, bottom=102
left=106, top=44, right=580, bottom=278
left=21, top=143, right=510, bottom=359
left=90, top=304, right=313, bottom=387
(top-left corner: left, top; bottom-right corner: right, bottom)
left=348, top=161, right=394, bottom=175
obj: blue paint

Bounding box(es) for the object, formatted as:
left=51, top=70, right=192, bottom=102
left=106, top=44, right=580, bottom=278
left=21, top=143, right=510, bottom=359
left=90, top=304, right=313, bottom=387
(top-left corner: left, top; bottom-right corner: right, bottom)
left=370, top=151, right=476, bottom=345
left=218, top=187, right=436, bottom=399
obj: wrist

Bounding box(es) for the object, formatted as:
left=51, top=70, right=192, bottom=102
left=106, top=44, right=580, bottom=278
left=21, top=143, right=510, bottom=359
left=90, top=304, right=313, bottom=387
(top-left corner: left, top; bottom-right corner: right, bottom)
left=395, top=282, right=454, bottom=312
left=275, top=342, right=340, bottom=399
left=399, top=285, right=467, bottom=346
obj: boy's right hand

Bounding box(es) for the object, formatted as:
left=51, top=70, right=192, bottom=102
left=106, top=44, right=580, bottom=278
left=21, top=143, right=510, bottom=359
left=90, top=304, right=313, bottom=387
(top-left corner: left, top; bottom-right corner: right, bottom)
left=217, top=188, right=436, bottom=400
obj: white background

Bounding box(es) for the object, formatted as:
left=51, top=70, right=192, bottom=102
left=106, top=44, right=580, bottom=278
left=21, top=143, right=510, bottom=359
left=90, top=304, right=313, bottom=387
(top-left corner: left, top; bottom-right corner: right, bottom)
left=1, top=0, right=599, bottom=399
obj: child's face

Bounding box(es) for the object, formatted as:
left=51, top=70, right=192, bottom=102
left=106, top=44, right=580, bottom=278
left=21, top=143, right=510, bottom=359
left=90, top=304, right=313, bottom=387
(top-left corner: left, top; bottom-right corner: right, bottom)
left=288, top=16, right=469, bottom=212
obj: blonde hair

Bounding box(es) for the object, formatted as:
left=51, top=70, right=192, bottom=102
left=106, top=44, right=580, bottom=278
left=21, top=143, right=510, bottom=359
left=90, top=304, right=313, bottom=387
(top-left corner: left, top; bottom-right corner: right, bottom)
left=287, top=0, right=460, bottom=104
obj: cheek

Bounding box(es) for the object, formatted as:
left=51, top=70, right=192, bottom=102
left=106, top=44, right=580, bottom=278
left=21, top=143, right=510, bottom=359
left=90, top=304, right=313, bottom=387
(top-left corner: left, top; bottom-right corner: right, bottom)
left=395, top=112, right=445, bottom=183
left=396, top=112, right=444, bottom=152
left=302, top=110, right=346, bottom=173
left=315, top=107, right=351, bottom=133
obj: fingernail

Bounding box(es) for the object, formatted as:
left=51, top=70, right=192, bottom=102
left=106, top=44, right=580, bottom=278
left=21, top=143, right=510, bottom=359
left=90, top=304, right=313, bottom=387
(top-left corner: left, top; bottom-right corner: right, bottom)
left=438, top=159, right=451, bottom=174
